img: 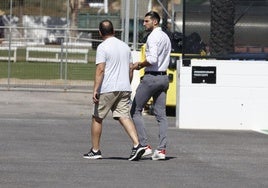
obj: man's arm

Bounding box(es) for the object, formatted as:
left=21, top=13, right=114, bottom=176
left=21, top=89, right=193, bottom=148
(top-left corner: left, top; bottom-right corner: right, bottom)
left=132, top=60, right=151, bottom=70
left=93, top=62, right=105, bottom=103
left=129, top=62, right=134, bottom=83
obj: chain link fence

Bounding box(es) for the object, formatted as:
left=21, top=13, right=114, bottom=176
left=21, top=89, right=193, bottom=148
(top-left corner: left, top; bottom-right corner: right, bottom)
left=1, top=0, right=268, bottom=90
left=0, top=0, right=181, bottom=91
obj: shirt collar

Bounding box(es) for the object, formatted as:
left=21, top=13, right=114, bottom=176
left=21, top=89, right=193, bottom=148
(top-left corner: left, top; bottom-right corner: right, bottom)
left=153, top=27, right=162, bottom=32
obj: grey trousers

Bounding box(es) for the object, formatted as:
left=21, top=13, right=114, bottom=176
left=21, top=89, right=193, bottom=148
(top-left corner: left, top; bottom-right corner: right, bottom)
left=130, top=74, right=169, bottom=150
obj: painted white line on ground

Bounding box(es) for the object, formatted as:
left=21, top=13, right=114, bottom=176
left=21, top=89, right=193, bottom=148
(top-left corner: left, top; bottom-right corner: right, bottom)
left=253, top=129, right=268, bottom=135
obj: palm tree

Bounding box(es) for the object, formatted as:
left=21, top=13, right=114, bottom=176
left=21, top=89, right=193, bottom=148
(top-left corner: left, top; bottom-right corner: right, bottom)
left=210, top=0, right=235, bottom=56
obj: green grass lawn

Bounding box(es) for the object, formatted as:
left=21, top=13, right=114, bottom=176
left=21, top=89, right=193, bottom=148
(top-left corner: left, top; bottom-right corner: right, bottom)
left=0, top=46, right=97, bottom=80
left=0, top=61, right=96, bottom=80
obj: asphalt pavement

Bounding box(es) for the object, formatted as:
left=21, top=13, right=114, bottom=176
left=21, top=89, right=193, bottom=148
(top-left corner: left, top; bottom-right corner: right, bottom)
left=1, top=90, right=268, bottom=188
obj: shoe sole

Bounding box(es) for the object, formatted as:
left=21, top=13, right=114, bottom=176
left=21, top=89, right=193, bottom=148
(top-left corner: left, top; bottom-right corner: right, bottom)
left=128, top=148, right=145, bottom=161
left=142, top=149, right=153, bottom=157
left=83, top=155, right=103, bottom=159
left=151, top=156, right=165, bottom=161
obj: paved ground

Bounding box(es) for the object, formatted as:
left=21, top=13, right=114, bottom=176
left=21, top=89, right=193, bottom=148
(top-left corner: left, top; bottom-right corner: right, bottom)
left=1, top=90, right=268, bottom=188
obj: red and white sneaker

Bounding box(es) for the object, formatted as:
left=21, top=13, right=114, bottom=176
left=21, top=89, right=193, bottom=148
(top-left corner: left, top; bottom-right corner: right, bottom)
left=142, top=145, right=153, bottom=157
left=151, top=149, right=166, bottom=160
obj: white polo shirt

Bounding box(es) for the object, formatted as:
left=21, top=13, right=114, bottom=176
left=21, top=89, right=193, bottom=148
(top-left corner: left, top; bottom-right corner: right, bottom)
left=96, top=37, right=133, bottom=93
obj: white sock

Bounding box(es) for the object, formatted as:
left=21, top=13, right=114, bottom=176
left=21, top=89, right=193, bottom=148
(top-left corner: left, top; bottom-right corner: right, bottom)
left=92, top=149, right=99, bottom=153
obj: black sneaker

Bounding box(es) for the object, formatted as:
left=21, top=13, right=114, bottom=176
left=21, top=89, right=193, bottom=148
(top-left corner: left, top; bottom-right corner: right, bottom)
left=83, top=148, right=102, bottom=159
left=128, top=144, right=145, bottom=161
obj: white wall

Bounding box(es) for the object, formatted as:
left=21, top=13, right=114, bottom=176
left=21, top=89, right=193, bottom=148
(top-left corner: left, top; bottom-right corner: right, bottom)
left=178, top=59, right=268, bottom=130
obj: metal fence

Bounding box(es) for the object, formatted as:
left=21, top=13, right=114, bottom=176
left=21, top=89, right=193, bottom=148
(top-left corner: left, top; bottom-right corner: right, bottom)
left=1, top=0, right=267, bottom=90
left=0, top=0, right=179, bottom=91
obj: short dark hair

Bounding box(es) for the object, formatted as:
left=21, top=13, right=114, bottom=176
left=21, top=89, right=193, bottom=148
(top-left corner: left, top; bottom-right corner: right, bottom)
left=99, top=20, right=114, bottom=36
left=145, top=11, right=161, bottom=24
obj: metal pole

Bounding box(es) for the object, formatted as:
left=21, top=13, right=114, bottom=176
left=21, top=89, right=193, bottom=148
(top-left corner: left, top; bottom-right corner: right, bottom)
left=124, top=0, right=130, bottom=44
left=60, top=39, right=63, bottom=80
left=121, top=0, right=125, bottom=40
left=182, top=0, right=186, bottom=61
left=7, top=0, right=13, bottom=90
left=133, top=0, right=138, bottom=50
left=176, top=0, right=186, bottom=128
left=171, top=3, right=175, bottom=32
left=64, top=0, right=70, bottom=91
left=148, top=0, right=152, bottom=11
left=104, top=0, right=108, bottom=14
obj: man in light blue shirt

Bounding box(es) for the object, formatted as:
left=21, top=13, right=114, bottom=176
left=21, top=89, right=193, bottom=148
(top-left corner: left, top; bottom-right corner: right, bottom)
left=131, top=11, right=171, bottom=160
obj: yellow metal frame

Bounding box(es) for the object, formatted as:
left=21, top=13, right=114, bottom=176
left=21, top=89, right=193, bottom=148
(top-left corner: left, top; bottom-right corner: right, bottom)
left=166, top=53, right=181, bottom=107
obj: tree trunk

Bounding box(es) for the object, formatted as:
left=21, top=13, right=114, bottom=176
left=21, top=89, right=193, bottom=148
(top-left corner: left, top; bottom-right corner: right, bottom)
left=210, top=0, right=235, bottom=56
left=19, top=0, right=24, bottom=39
left=69, top=0, right=79, bottom=42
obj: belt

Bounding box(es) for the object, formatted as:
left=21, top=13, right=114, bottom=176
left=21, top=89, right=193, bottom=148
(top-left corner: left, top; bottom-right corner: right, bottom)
left=144, top=71, right=167, bottom=76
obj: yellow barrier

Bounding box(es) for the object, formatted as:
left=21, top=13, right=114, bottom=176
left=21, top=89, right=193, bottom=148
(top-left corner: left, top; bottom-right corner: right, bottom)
left=166, top=53, right=181, bottom=108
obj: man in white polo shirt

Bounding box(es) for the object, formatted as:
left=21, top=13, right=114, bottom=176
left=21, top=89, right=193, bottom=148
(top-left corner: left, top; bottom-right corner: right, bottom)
left=83, top=20, right=145, bottom=161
